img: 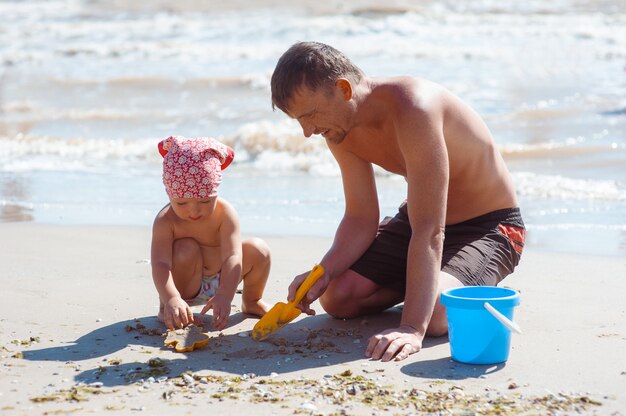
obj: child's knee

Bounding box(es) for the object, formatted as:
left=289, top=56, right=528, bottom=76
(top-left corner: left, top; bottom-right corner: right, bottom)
left=244, top=237, right=271, bottom=265
left=172, top=238, right=201, bottom=261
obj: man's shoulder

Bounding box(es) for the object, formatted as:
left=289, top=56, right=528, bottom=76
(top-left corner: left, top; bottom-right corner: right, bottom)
left=380, top=75, right=438, bottom=94
left=374, top=76, right=442, bottom=115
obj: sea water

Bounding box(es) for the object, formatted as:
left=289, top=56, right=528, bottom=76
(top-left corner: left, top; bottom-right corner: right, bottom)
left=0, top=0, right=624, bottom=256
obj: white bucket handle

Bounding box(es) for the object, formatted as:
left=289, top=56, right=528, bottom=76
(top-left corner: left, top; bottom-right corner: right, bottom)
left=484, top=302, right=523, bottom=334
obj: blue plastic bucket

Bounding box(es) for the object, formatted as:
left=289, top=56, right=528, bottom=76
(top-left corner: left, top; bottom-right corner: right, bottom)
left=440, top=286, right=520, bottom=364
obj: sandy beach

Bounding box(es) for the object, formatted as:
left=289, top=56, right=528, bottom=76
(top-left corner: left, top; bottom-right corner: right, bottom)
left=0, top=222, right=624, bottom=415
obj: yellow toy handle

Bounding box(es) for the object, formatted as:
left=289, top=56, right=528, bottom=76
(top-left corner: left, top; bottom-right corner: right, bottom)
left=288, top=264, right=325, bottom=308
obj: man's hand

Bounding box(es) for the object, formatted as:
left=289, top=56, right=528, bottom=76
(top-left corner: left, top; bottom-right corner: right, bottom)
left=164, top=296, right=194, bottom=330
left=200, top=294, right=231, bottom=331
left=365, top=325, right=423, bottom=362
left=287, top=269, right=331, bottom=315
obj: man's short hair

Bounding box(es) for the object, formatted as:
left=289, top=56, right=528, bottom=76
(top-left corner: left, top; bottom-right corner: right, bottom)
left=271, top=41, right=365, bottom=113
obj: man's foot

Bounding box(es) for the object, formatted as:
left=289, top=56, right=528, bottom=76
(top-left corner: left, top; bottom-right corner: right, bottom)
left=242, top=299, right=271, bottom=317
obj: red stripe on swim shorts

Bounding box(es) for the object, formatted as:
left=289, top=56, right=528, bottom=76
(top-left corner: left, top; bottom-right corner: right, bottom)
left=498, top=224, right=525, bottom=254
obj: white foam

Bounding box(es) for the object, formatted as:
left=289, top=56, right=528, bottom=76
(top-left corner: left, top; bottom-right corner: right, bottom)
left=513, top=172, right=626, bottom=201
left=499, top=134, right=625, bottom=160
left=2, top=2, right=623, bottom=80
left=0, top=134, right=160, bottom=172
left=2, top=123, right=625, bottom=198
left=527, top=223, right=626, bottom=231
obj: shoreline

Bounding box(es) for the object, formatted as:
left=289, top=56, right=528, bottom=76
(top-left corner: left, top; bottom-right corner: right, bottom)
left=1, top=217, right=624, bottom=259
left=1, top=222, right=624, bottom=414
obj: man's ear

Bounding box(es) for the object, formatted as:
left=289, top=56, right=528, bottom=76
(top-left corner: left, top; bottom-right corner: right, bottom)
left=335, top=78, right=353, bottom=101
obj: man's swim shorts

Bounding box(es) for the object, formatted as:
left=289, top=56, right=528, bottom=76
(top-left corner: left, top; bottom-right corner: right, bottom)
left=350, top=202, right=525, bottom=292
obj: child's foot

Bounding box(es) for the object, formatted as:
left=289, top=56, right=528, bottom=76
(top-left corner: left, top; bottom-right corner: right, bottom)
left=242, top=299, right=271, bottom=317
left=157, top=307, right=166, bottom=324
left=157, top=302, right=165, bottom=323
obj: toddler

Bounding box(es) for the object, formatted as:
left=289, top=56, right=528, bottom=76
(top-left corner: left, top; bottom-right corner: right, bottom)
left=151, top=136, right=270, bottom=330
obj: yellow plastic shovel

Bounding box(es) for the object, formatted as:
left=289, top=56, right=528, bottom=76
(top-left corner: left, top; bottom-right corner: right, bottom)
left=252, top=264, right=325, bottom=341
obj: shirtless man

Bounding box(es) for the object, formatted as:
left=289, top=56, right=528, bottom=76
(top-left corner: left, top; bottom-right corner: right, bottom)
left=271, top=41, right=525, bottom=362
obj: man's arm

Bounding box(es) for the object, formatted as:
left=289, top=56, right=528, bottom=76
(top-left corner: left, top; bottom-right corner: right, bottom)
left=288, top=144, right=380, bottom=312
left=320, top=143, right=380, bottom=277
left=400, top=106, right=448, bottom=335
left=366, top=100, right=448, bottom=361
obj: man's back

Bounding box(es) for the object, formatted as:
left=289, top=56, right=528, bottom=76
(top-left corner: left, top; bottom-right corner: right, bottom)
left=333, top=76, right=518, bottom=224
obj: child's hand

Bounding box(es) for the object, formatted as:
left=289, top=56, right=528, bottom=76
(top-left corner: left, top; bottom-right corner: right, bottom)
left=164, top=296, right=194, bottom=330
left=200, top=294, right=231, bottom=331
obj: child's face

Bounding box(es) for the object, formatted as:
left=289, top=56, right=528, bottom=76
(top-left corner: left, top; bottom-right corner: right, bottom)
left=169, top=197, right=217, bottom=222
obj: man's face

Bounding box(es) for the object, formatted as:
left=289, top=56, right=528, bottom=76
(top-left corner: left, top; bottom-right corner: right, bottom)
left=286, top=84, right=352, bottom=145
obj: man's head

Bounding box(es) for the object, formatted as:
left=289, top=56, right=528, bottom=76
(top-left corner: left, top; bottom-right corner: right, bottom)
left=271, top=41, right=365, bottom=114
left=159, top=136, right=234, bottom=199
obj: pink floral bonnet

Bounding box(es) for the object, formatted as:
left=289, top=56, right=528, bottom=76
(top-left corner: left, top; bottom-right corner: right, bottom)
left=158, top=136, right=234, bottom=199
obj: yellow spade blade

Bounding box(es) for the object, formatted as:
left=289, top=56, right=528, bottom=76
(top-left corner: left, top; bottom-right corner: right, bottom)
left=251, top=301, right=301, bottom=341
left=252, top=264, right=325, bottom=341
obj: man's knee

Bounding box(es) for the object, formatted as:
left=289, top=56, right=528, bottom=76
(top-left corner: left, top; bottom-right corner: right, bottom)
left=426, top=314, right=449, bottom=337
left=426, top=271, right=464, bottom=336
left=320, top=269, right=403, bottom=319
left=319, top=276, right=360, bottom=319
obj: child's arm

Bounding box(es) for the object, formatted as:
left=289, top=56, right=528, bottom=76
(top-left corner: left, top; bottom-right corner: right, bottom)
left=151, top=216, right=194, bottom=329
left=200, top=201, right=242, bottom=330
